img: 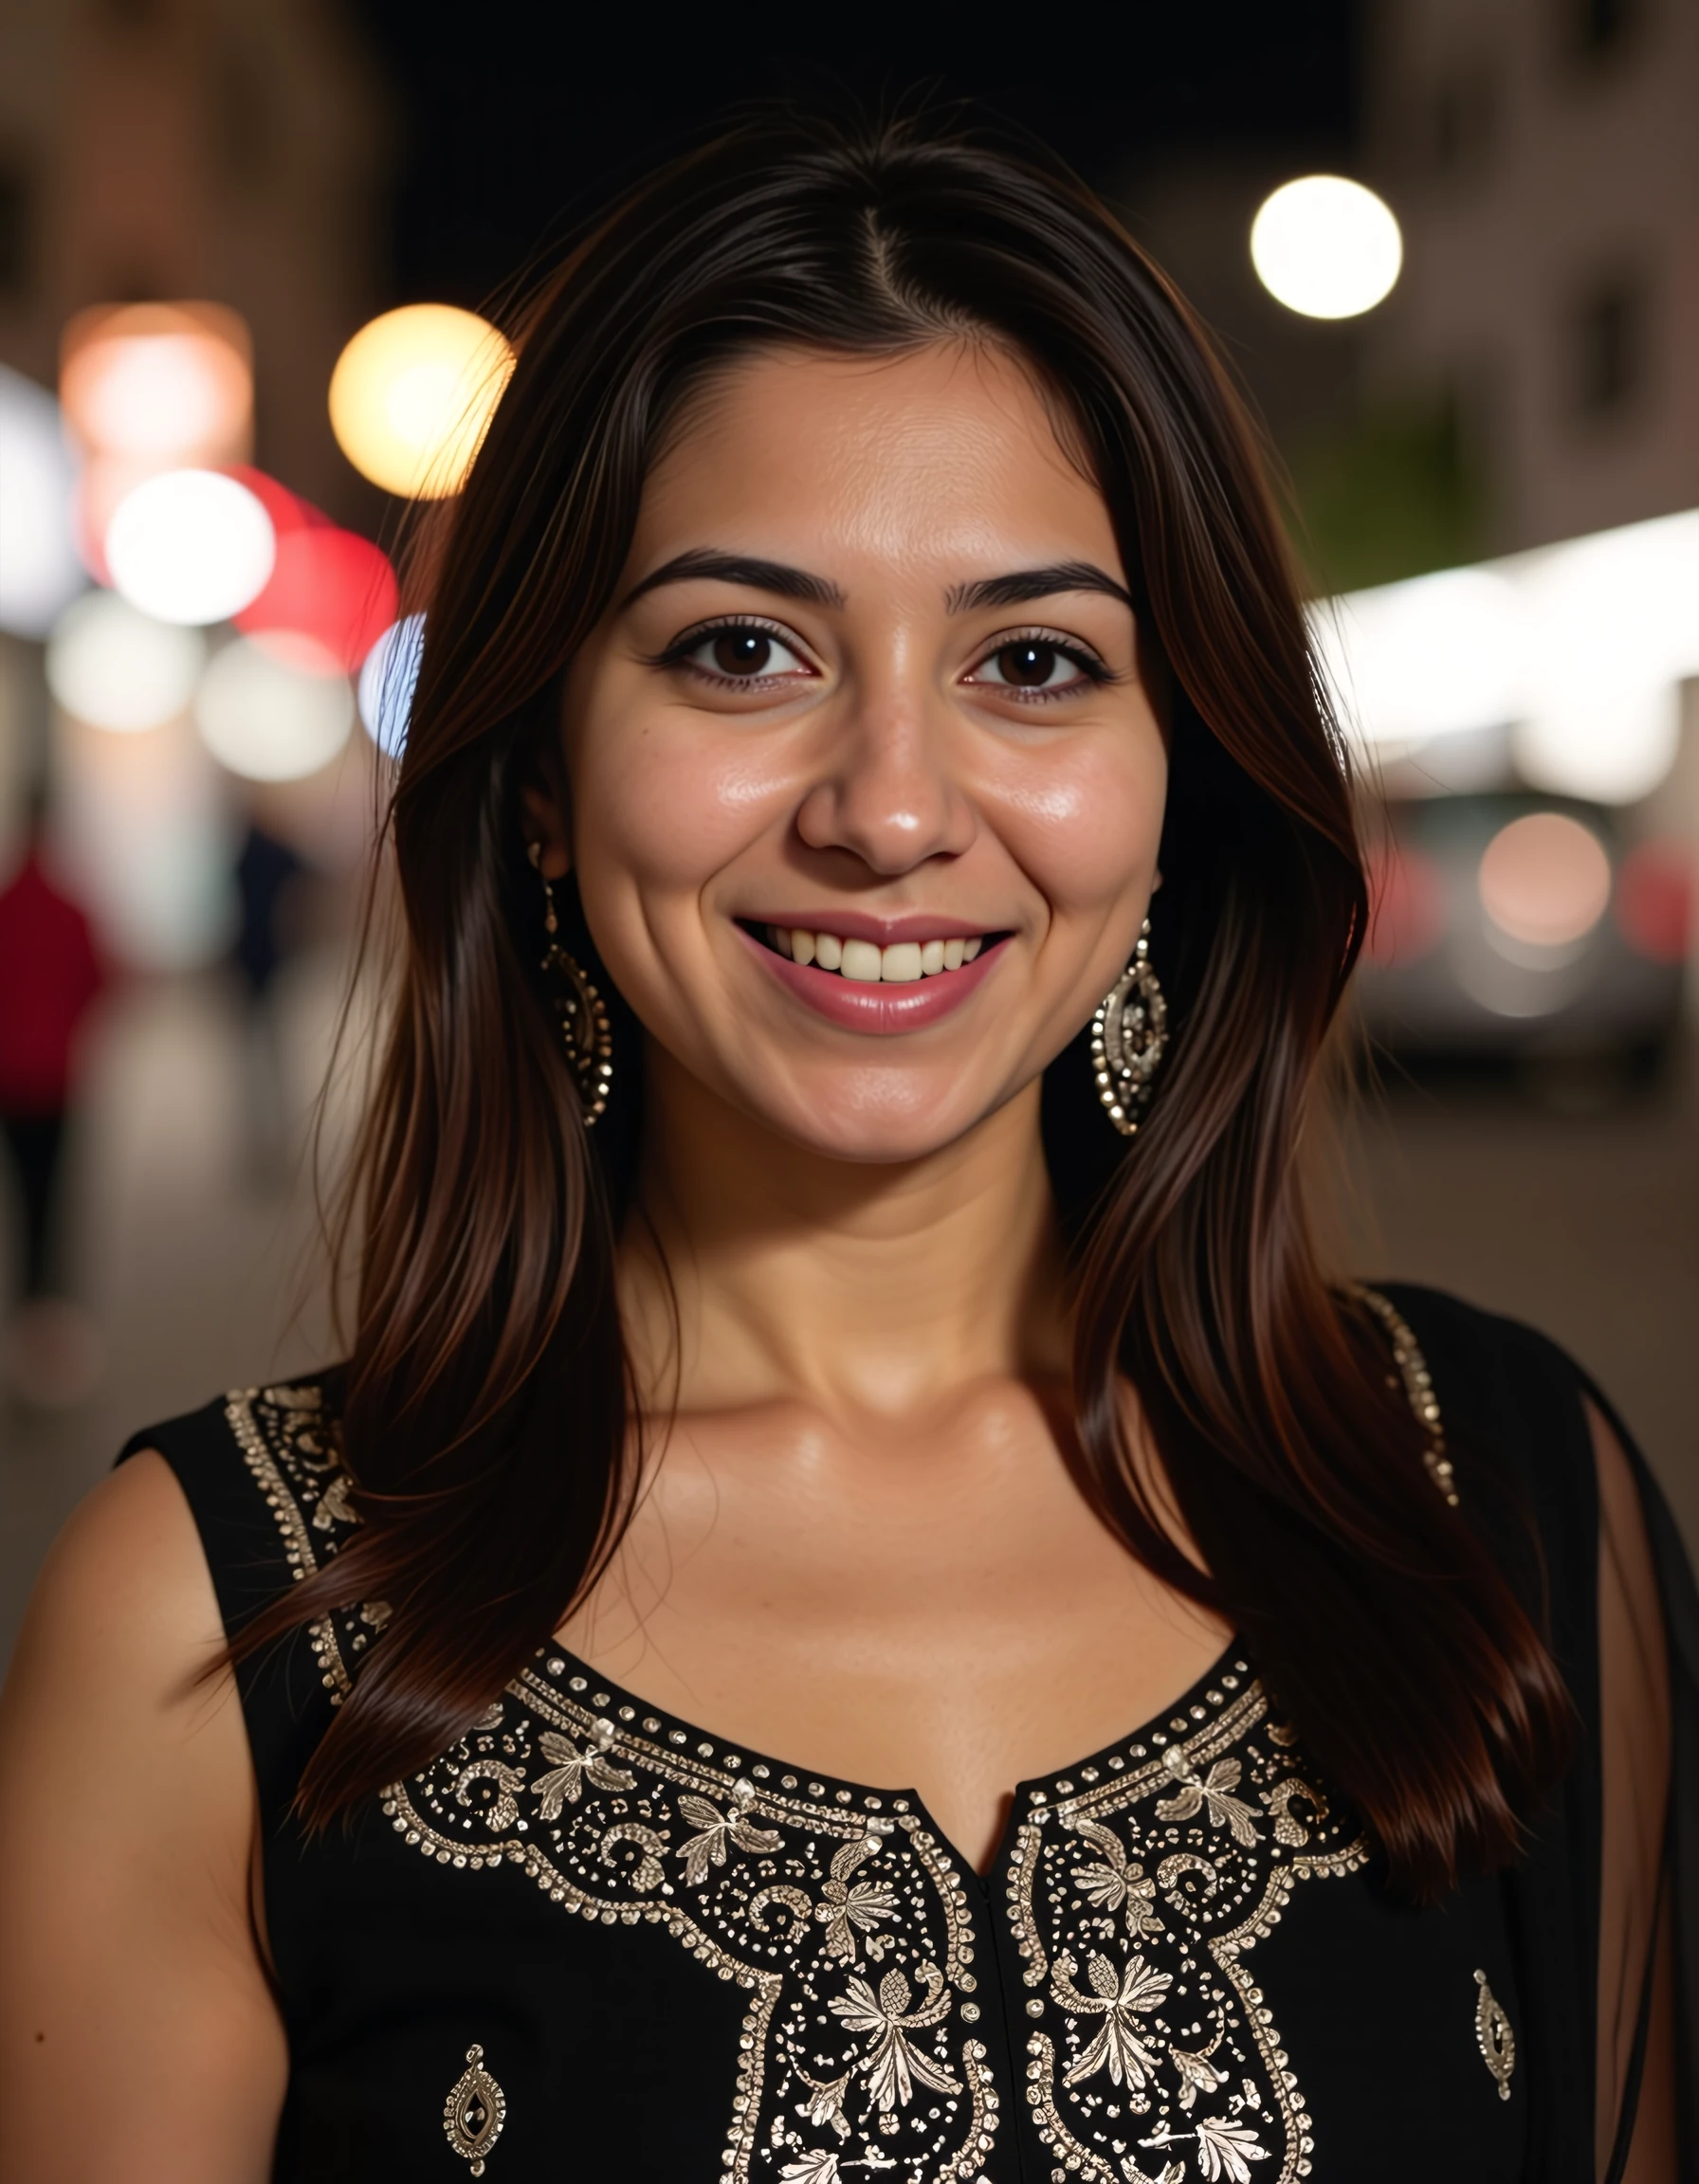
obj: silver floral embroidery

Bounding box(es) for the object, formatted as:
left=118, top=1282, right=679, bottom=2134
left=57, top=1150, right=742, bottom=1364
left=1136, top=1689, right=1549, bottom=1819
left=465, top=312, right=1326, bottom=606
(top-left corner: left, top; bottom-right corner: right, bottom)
left=1154, top=1749, right=1263, bottom=1844
left=1014, top=1689, right=1369, bottom=2184
left=380, top=1665, right=997, bottom=2183
left=816, top=1836, right=902, bottom=1961
left=1070, top=1817, right=1165, bottom=1938
left=531, top=1730, right=636, bottom=1818
left=228, top=1338, right=1471, bottom=2184
left=1050, top=1949, right=1172, bottom=2088
left=830, top=1962, right=962, bottom=2115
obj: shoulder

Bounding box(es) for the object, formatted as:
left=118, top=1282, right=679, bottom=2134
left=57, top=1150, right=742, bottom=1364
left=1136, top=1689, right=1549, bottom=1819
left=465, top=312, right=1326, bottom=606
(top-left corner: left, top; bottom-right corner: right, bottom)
left=116, top=1372, right=356, bottom=1634
left=1358, top=1283, right=1604, bottom=1653
left=0, top=1459, right=288, bottom=2176
left=1361, top=1280, right=1598, bottom=1501
left=108, top=1373, right=374, bottom=1805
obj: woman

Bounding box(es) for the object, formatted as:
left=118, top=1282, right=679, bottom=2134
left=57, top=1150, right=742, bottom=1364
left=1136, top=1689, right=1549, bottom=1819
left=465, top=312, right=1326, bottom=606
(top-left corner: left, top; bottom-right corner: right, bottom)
left=0, top=113, right=1690, bottom=2182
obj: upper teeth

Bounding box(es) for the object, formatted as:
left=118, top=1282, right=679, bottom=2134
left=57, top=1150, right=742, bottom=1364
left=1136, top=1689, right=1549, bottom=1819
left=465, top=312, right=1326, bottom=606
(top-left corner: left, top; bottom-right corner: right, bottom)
left=770, top=927, right=983, bottom=980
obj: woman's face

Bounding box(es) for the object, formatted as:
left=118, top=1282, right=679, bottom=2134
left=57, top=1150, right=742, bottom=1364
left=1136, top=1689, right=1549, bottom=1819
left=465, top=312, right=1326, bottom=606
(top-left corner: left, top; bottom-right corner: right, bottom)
left=550, top=341, right=1168, bottom=1163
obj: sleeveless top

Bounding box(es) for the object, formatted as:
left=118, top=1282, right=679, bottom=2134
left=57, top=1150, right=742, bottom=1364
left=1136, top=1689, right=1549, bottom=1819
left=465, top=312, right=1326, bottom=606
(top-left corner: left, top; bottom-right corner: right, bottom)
left=120, top=1283, right=1698, bottom=2184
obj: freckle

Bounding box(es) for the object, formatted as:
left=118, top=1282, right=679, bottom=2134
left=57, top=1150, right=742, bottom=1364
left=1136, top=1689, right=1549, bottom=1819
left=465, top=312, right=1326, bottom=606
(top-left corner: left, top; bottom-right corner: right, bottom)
left=34, top=2029, right=45, bottom=2042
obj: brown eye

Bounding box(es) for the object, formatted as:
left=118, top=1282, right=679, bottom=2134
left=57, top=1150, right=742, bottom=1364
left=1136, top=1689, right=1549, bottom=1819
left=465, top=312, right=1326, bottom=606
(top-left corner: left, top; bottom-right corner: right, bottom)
left=712, top=630, right=774, bottom=677
left=996, top=642, right=1059, bottom=686
left=969, top=635, right=1099, bottom=695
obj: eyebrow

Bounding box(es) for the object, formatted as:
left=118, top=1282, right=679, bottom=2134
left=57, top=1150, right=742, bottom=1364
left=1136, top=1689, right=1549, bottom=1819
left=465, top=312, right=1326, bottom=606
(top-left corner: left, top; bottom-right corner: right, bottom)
left=618, top=548, right=1135, bottom=618
left=620, top=550, right=847, bottom=611
left=943, top=562, right=1136, bottom=615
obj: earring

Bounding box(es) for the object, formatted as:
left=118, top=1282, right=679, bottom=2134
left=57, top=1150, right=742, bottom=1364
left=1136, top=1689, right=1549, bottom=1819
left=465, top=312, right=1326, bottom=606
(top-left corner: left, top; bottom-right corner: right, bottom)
left=1090, top=919, right=1168, bottom=1136
left=527, top=842, right=613, bottom=1126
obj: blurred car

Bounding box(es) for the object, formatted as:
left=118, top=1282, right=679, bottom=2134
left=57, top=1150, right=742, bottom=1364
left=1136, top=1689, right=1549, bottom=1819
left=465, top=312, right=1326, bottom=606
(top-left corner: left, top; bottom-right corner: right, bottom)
left=1355, top=793, right=1691, bottom=1079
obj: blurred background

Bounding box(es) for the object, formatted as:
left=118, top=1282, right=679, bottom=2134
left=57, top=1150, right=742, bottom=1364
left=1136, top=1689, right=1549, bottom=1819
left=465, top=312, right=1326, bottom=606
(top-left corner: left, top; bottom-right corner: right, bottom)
left=2, top=0, right=1695, bottom=1662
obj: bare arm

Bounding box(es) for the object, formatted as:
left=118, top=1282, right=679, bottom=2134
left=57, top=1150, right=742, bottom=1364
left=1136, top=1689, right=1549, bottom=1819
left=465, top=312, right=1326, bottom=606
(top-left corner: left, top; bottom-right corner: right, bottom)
left=0, top=1452, right=287, bottom=2182
left=1589, top=1399, right=1676, bottom=2184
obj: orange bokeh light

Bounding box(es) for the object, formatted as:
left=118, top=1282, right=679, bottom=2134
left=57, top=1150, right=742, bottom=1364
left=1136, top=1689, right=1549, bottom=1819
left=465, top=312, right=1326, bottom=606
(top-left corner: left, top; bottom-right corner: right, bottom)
left=60, top=302, right=255, bottom=583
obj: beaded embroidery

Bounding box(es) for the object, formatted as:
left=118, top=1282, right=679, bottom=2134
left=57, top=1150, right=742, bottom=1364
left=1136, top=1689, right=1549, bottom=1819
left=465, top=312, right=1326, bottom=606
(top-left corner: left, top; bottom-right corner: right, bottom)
left=224, top=1294, right=1451, bottom=2184
left=1011, top=1684, right=1367, bottom=2183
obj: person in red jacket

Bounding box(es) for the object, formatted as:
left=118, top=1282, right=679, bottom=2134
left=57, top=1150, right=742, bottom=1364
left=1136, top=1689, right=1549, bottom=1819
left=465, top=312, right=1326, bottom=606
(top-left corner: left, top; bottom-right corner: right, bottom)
left=0, top=787, right=104, bottom=1399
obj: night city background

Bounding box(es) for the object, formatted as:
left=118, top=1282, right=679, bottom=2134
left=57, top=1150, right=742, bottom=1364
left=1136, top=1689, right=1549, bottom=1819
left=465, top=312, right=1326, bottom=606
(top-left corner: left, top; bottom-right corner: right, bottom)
left=2, top=0, right=1696, bottom=1659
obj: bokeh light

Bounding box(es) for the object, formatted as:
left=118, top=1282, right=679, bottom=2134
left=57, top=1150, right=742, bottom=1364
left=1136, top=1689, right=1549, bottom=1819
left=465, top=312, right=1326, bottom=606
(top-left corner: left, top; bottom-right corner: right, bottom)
left=1251, top=176, right=1402, bottom=319
left=1316, top=567, right=1525, bottom=748
left=1613, top=841, right=1693, bottom=965
left=46, top=591, right=206, bottom=732
left=356, top=612, right=425, bottom=757
left=328, top=303, right=514, bottom=497
left=194, top=632, right=355, bottom=781
left=1513, top=513, right=1699, bottom=804
left=237, top=522, right=397, bottom=671
left=61, top=303, right=255, bottom=584
left=1365, top=841, right=1446, bottom=967
left=51, top=705, right=236, bottom=971
left=1513, top=686, right=1682, bottom=807
left=60, top=305, right=252, bottom=463
left=0, top=365, right=85, bottom=640
left=104, top=468, right=276, bottom=626
left=1477, top=813, right=1612, bottom=948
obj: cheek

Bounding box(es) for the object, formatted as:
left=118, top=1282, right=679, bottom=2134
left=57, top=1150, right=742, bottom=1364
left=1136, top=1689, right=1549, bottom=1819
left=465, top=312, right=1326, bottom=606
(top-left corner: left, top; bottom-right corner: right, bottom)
left=997, top=728, right=1169, bottom=918
left=571, top=702, right=789, bottom=905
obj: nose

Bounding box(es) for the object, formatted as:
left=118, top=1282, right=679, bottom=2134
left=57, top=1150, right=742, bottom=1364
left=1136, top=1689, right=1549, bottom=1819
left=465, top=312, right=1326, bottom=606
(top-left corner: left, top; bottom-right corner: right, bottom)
left=793, top=690, right=977, bottom=875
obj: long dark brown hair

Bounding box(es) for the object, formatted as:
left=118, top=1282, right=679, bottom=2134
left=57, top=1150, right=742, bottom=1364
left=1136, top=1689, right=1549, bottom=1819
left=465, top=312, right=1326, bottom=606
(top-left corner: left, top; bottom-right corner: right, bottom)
left=248, top=108, right=1569, bottom=1899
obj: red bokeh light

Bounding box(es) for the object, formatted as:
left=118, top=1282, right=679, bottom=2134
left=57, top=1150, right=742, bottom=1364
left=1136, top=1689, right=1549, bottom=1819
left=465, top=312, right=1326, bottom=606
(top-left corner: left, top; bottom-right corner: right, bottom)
left=1365, top=841, right=1446, bottom=967
left=224, top=465, right=323, bottom=543
left=235, top=520, right=397, bottom=673
left=1613, top=840, right=1692, bottom=964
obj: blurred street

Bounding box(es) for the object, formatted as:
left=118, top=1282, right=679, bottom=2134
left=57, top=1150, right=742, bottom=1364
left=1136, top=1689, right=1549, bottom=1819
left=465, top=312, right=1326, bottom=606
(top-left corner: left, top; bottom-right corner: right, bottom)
left=3, top=961, right=1695, bottom=1665
left=1, top=0, right=1695, bottom=1660
left=1, top=947, right=345, bottom=1661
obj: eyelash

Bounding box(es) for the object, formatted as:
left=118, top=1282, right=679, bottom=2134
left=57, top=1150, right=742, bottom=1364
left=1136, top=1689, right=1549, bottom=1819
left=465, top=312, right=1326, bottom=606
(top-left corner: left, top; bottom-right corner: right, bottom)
left=965, top=626, right=1116, bottom=702
left=648, top=615, right=814, bottom=689
left=648, top=616, right=1116, bottom=699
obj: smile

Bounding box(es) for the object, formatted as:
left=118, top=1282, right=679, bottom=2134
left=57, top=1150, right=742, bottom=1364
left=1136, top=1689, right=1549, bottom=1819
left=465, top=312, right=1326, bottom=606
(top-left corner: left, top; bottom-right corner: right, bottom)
left=764, top=924, right=984, bottom=981
left=736, top=918, right=1010, bottom=1033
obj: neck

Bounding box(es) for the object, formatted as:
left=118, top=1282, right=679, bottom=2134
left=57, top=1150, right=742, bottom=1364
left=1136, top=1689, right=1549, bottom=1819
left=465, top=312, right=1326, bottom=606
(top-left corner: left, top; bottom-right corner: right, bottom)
left=620, top=1046, right=1069, bottom=1421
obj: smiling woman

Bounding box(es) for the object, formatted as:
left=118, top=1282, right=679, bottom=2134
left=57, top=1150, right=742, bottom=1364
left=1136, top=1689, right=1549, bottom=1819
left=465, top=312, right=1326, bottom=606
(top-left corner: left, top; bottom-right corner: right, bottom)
left=0, top=109, right=1691, bottom=2184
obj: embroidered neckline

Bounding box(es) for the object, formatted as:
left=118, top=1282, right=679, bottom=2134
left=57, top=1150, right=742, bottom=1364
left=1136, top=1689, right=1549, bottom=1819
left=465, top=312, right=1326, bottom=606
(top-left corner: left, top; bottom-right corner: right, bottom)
left=223, top=1354, right=1483, bottom=2184
left=527, top=1633, right=1254, bottom=1881
left=383, top=1628, right=1366, bottom=2184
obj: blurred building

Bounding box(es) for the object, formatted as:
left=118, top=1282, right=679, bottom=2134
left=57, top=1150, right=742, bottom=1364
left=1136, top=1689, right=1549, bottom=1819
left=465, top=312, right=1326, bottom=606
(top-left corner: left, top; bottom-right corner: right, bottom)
left=1362, top=0, right=1699, bottom=556
left=0, top=0, right=391, bottom=520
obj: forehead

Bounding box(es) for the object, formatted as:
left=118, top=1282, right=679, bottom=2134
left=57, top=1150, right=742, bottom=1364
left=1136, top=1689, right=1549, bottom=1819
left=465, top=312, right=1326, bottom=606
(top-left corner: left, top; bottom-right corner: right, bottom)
left=630, top=342, right=1123, bottom=583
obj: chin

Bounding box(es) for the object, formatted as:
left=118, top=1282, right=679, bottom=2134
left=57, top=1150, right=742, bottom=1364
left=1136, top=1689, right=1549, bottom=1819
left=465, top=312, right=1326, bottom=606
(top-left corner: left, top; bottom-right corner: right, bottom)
left=740, top=1075, right=1008, bottom=1166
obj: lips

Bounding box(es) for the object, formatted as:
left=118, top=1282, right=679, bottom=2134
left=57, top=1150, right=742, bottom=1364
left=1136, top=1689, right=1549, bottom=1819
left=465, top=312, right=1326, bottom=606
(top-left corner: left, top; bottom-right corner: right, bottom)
left=737, top=919, right=1008, bottom=1033
left=763, top=922, right=984, bottom=982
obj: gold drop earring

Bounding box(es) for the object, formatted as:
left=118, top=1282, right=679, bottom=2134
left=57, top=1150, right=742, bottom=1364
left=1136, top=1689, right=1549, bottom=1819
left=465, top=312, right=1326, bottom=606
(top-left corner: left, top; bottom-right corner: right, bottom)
left=527, top=841, right=613, bottom=1126
left=1090, top=918, right=1168, bottom=1135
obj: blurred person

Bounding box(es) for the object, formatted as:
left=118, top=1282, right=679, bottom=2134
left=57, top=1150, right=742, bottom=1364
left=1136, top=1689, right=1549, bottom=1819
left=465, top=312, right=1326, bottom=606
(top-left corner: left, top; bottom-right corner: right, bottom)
left=0, top=111, right=1691, bottom=2182
left=0, top=782, right=104, bottom=1407
left=231, top=818, right=305, bottom=1185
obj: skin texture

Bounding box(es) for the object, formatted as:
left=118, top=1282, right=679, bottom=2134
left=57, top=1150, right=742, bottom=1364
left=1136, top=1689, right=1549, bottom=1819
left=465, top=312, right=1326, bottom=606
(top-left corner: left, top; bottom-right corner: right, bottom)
left=0, top=342, right=1673, bottom=2177
left=540, top=343, right=1229, bottom=1873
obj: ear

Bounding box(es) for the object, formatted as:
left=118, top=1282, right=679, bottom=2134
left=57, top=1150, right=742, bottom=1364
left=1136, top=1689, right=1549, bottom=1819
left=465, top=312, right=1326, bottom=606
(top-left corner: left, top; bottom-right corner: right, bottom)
left=520, top=781, right=571, bottom=881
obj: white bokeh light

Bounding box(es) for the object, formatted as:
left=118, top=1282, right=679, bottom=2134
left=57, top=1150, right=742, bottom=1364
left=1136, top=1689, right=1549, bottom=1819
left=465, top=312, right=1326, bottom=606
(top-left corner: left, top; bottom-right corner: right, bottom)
left=194, top=632, right=355, bottom=781
left=104, top=468, right=276, bottom=625
left=1251, top=176, right=1402, bottom=319
left=1513, top=686, right=1683, bottom=807
left=46, top=590, right=207, bottom=732
left=1317, top=509, right=1699, bottom=806
left=1314, top=566, right=1525, bottom=750
left=0, top=366, right=85, bottom=639
left=356, top=613, right=425, bottom=757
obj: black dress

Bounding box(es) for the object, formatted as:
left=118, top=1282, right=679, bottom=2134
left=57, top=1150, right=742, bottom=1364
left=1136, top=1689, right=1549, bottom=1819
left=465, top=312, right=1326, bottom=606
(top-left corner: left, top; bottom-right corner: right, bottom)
left=120, top=1285, right=1697, bottom=2183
